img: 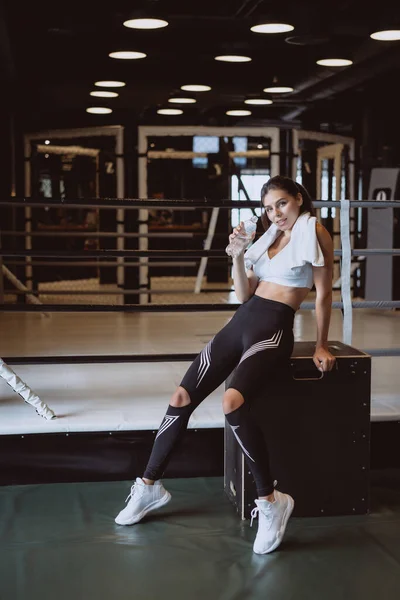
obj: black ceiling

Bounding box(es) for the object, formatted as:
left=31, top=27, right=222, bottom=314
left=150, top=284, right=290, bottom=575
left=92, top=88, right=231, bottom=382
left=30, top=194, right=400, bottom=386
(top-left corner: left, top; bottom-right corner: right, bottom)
left=2, top=0, right=400, bottom=131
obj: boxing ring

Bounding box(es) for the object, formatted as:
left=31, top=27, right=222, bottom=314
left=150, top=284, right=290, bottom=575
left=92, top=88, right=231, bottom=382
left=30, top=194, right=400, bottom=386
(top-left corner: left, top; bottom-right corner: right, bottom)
left=0, top=197, right=399, bottom=485
left=1, top=194, right=400, bottom=600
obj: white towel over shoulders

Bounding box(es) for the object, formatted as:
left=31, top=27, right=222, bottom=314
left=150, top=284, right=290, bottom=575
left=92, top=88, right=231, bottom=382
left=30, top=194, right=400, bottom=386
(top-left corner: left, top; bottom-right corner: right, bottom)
left=244, top=211, right=325, bottom=271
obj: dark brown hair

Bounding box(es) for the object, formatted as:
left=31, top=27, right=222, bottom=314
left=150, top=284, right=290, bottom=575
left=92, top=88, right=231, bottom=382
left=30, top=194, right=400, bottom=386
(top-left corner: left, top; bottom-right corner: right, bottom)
left=260, top=176, right=316, bottom=230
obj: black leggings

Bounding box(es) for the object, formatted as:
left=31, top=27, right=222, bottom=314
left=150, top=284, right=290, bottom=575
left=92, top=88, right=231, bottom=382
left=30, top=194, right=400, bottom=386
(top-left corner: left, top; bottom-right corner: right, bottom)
left=143, top=296, right=295, bottom=496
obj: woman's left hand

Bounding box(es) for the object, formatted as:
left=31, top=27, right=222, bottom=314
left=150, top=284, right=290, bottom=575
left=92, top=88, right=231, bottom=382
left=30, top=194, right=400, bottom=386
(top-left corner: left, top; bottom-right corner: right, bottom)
left=313, top=346, right=336, bottom=373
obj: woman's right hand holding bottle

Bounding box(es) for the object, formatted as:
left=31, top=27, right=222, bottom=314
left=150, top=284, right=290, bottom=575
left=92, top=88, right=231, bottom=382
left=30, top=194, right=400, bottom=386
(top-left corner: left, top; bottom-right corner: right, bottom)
left=226, top=220, right=256, bottom=259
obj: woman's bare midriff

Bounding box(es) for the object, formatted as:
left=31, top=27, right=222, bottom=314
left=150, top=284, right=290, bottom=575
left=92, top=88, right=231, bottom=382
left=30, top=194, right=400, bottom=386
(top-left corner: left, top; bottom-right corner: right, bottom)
left=254, top=281, right=310, bottom=311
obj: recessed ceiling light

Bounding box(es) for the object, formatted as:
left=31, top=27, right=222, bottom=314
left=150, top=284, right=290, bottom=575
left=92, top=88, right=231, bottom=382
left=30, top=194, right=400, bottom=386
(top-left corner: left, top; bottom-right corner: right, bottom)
left=251, top=23, right=294, bottom=34
left=370, top=29, right=400, bottom=41
left=215, top=55, right=252, bottom=62
left=317, top=58, right=353, bottom=67
left=123, top=18, right=168, bottom=30
left=244, top=98, right=273, bottom=105
left=90, top=91, right=119, bottom=98
left=109, top=51, right=147, bottom=60
left=181, top=84, right=211, bottom=92
left=263, top=86, right=294, bottom=93
left=157, top=108, right=183, bottom=115
left=44, top=140, right=50, bottom=145
left=86, top=107, right=113, bottom=114
left=94, top=81, right=126, bottom=88
left=226, top=110, right=252, bottom=116
left=168, top=97, right=196, bottom=104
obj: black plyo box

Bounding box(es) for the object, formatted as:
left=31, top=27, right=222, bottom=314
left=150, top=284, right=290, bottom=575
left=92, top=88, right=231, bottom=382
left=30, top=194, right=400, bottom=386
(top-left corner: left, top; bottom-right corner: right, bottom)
left=224, top=341, right=371, bottom=519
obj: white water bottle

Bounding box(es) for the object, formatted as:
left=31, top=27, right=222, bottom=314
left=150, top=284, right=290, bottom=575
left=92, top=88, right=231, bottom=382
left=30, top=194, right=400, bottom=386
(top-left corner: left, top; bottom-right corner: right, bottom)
left=225, top=215, right=258, bottom=258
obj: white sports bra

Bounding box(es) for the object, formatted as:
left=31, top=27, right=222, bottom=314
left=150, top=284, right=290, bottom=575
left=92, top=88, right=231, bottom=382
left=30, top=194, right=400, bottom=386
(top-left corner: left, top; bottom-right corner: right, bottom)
left=244, top=212, right=325, bottom=290
left=252, top=240, right=314, bottom=288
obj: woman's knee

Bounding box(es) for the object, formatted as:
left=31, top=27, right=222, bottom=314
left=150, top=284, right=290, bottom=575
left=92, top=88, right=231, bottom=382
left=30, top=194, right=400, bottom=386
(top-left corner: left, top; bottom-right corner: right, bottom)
left=223, top=388, right=245, bottom=414
left=170, top=386, right=192, bottom=408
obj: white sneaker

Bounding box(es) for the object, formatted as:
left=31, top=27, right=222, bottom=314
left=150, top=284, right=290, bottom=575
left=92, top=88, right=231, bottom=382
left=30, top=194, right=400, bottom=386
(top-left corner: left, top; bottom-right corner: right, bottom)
left=251, top=490, right=294, bottom=554
left=115, top=478, right=171, bottom=525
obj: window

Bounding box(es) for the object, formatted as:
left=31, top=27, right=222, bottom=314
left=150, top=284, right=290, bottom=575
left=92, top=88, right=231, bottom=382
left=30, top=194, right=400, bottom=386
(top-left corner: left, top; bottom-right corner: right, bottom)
left=192, top=136, right=219, bottom=168
left=232, top=136, right=247, bottom=167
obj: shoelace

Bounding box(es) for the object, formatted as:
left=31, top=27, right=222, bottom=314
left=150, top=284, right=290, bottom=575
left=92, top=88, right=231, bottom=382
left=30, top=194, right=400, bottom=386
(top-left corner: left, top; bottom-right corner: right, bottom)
left=250, top=507, right=259, bottom=527
left=250, top=504, right=273, bottom=528
left=125, top=483, right=144, bottom=503
left=250, top=481, right=279, bottom=527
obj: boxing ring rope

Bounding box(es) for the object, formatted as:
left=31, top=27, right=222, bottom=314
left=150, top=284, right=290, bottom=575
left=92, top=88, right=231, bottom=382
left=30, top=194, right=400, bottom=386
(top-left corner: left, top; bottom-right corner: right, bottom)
left=1, top=301, right=399, bottom=312
left=1, top=198, right=399, bottom=209
left=3, top=347, right=400, bottom=367
left=340, top=199, right=353, bottom=345
left=1, top=248, right=400, bottom=258
left=0, top=231, right=229, bottom=239
left=3, top=261, right=198, bottom=268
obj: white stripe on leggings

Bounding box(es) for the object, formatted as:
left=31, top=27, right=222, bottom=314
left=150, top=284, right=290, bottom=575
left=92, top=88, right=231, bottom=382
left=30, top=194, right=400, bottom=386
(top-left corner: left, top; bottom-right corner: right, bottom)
left=155, top=414, right=179, bottom=439
left=230, top=425, right=255, bottom=462
left=196, top=339, right=212, bottom=387
left=239, top=330, right=283, bottom=365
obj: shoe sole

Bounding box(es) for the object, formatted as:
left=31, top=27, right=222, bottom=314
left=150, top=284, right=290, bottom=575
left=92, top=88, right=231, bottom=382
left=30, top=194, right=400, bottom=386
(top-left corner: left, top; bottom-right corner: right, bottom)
left=115, top=491, right=172, bottom=526
left=253, top=495, right=295, bottom=555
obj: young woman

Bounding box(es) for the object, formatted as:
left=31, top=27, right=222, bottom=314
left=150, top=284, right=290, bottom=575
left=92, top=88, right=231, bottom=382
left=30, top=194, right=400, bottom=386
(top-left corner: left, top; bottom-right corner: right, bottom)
left=115, top=176, right=336, bottom=555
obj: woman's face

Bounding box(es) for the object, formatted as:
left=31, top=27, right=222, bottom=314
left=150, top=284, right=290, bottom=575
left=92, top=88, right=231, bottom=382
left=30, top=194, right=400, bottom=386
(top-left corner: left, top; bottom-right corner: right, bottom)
left=262, top=188, right=303, bottom=231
